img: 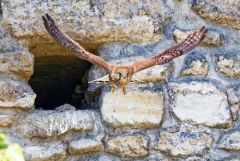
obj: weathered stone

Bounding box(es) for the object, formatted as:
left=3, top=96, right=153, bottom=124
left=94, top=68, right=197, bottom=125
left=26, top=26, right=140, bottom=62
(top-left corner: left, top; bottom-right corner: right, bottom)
left=173, top=28, right=224, bottom=47
left=16, top=105, right=95, bottom=137
left=24, top=143, right=66, bottom=161
left=101, top=90, right=164, bottom=129
left=227, top=86, right=240, bottom=105
left=191, top=0, right=240, bottom=30
left=0, top=114, right=13, bottom=127
left=156, top=125, right=213, bottom=157
left=2, top=0, right=171, bottom=56
left=170, top=81, right=231, bottom=127
left=180, top=52, right=208, bottom=76
left=216, top=55, right=240, bottom=78
left=68, top=138, right=103, bottom=155
left=227, top=86, right=240, bottom=121
left=55, top=104, right=76, bottom=112
left=218, top=131, right=240, bottom=151
left=0, top=36, right=34, bottom=80
left=0, top=74, right=36, bottom=109
left=181, top=60, right=208, bottom=76
left=105, top=135, right=148, bottom=159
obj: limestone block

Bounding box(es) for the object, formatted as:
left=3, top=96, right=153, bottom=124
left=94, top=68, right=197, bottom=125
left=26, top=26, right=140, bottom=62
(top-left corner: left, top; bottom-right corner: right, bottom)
left=0, top=114, right=14, bottom=127
left=0, top=36, right=34, bottom=80
left=0, top=74, right=36, bottom=109
left=2, top=0, right=171, bottom=55
left=191, top=0, right=240, bottom=30
left=68, top=138, right=103, bottom=155
left=101, top=90, right=164, bottom=129
left=226, top=86, right=240, bottom=120
left=216, top=55, right=240, bottom=78
left=218, top=131, right=240, bottom=151
left=174, top=28, right=224, bottom=47
left=156, top=125, right=213, bottom=157
left=180, top=52, right=208, bottom=76
left=170, top=81, right=231, bottom=127
left=16, top=105, right=95, bottom=137
left=24, top=143, right=66, bottom=161
left=105, top=135, right=148, bottom=159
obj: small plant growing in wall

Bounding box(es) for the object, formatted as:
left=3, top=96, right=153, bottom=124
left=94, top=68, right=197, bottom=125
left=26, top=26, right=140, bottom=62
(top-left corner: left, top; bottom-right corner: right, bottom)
left=0, top=133, right=25, bottom=161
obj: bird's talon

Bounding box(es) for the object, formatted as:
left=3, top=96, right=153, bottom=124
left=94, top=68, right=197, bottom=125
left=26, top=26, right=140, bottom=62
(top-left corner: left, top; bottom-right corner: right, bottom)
left=111, top=84, right=115, bottom=94
left=122, top=84, right=127, bottom=95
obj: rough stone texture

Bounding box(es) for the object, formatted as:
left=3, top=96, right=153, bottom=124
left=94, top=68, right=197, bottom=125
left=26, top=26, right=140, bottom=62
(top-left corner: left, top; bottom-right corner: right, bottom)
left=173, top=28, right=224, bottom=47
left=191, top=0, right=240, bottom=30
left=101, top=90, right=164, bottom=129
left=216, top=55, right=240, bottom=78
left=2, top=0, right=171, bottom=56
left=1, top=0, right=240, bottom=160
left=218, top=131, right=240, bottom=151
left=181, top=59, right=208, bottom=76
left=156, top=125, right=213, bottom=157
left=0, top=33, right=34, bottom=80
left=105, top=135, right=148, bottom=159
left=24, top=143, right=66, bottom=161
left=0, top=114, right=14, bottom=127
left=170, top=81, right=231, bottom=127
left=68, top=138, right=103, bottom=155
left=180, top=52, right=208, bottom=76
left=227, top=86, right=240, bottom=121
left=0, top=74, right=36, bottom=109
left=16, top=105, right=95, bottom=137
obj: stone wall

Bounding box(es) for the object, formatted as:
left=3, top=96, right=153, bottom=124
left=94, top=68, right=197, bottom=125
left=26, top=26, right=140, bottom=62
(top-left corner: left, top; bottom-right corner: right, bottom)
left=0, top=0, right=240, bottom=160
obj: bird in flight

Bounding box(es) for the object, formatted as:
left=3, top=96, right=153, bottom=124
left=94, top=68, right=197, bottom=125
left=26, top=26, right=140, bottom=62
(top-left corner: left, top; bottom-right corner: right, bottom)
left=42, top=13, right=207, bottom=94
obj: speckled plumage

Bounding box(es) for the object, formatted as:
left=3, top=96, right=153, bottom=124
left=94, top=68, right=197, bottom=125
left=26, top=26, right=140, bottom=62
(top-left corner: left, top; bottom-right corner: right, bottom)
left=42, top=13, right=207, bottom=94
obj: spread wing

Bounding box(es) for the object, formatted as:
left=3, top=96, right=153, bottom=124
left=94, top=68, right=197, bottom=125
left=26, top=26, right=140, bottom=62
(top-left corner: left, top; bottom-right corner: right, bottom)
left=42, top=13, right=113, bottom=71
left=130, top=26, right=208, bottom=73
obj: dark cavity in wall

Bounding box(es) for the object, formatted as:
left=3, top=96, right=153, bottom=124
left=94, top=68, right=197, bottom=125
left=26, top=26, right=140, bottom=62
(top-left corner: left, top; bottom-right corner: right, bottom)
left=29, top=56, right=92, bottom=110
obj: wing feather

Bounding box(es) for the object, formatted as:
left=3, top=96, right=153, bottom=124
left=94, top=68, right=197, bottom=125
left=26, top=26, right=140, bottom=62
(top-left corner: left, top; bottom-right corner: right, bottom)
left=130, top=26, right=208, bottom=73
left=42, top=13, right=113, bottom=71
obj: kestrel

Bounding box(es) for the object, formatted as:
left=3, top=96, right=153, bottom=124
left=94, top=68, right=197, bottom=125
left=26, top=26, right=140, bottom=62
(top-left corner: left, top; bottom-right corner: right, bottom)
left=42, top=13, right=207, bottom=94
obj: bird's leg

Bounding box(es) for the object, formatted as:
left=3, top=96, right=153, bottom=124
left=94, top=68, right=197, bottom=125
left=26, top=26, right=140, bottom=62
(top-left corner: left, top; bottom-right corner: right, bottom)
left=111, top=83, right=115, bottom=93
left=122, top=83, right=127, bottom=95
left=120, top=81, right=127, bottom=95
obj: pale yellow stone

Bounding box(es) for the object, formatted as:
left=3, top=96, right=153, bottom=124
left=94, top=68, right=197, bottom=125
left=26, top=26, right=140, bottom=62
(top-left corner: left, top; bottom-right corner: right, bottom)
left=156, top=125, right=213, bottom=157
left=24, top=143, right=66, bottom=161
left=173, top=28, right=224, bottom=47
left=68, top=138, right=103, bottom=155
left=217, top=56, right=240, bottom=78
left=170, top=81, right=231, bottom=127
left=105, top=135, right=148, bottom=158
left=0, top=74, right=36, bottom=109
left=181, top=60, right=208, bottom=76
left=101, top=90, right=164, bottom=129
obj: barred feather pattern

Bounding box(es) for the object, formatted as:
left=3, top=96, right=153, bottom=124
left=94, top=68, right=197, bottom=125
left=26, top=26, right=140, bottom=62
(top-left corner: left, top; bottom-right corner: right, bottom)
left=153, top=26, right=208, bottom=65
left=42, top=13, right=112, bottom=70
left=42, top=14, right=89, bottom=60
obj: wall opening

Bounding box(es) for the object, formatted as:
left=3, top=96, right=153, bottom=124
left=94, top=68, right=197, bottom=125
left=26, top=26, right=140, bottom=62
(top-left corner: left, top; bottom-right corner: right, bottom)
left=29, top=56, right=92, bottom=110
